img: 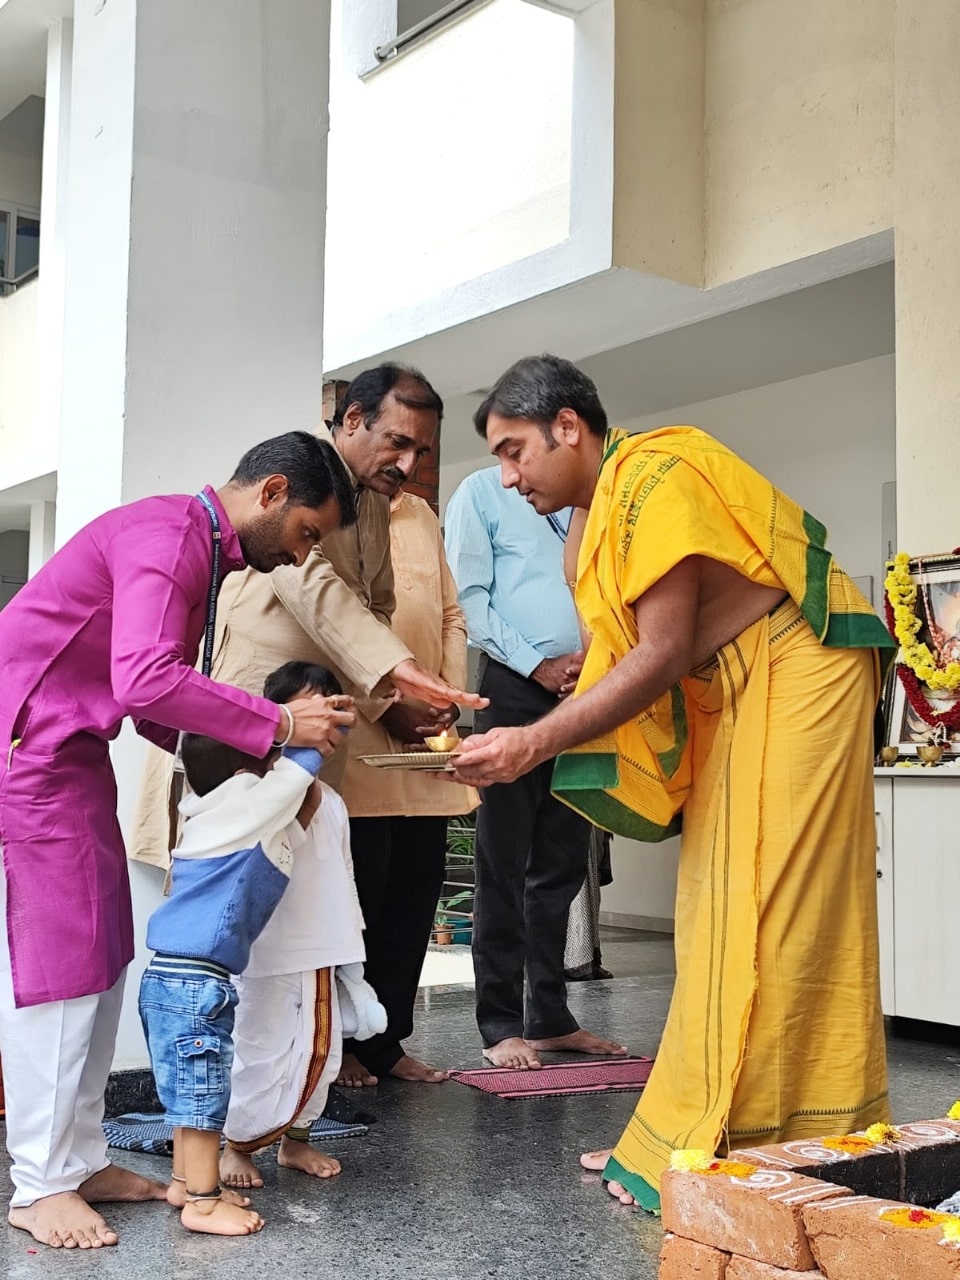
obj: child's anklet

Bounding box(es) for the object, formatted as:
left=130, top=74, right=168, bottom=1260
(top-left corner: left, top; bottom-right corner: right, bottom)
left=170, top=1173, right=186, bottom=1184
left=184, top=1185, right=223, bottom=1202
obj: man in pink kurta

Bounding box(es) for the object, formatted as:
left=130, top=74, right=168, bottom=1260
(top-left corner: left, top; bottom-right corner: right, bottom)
left=0, top=431, right=360, bottom=1250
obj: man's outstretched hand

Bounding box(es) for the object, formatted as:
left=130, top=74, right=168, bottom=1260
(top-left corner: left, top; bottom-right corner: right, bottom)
left=389, top=658, right=488, bottom=713
left=447, top=726, right=547, bottom=787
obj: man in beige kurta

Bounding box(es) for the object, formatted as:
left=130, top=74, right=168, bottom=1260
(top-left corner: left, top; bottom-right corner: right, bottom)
left=339, top=489, right=478, bottom=1085
left=131, top=369, right=481, bottom=1087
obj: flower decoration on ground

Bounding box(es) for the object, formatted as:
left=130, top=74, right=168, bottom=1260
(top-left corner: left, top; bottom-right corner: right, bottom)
left=822, top=1134, right=877, bottom=1155
left=667, top=1149, right=756, bottom=1178
left=884, top=553, right=960, bottom=731
left=863, top=1122, right=903, bottom=1144
left=669, top=1149, right=711, bottom=1173
left=947, top=1101, right=960, bottom=1121
left=879, top=1207, right=953, bottom=1230
left=942, top=1218, right=960, bottom=1248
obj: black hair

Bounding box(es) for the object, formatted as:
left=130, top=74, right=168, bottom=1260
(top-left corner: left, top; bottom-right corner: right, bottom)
left=474, top=354, right=608, bottom=440
left=230, top=431, right=357, bottom=526
left=179, top=735, right=270, bottom=798
left=263, top=661, right=342, bottom=704
left=331, top=364, right=443, bottom=431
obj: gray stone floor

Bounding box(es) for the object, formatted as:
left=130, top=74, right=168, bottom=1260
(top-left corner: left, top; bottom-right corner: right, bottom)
left=1, top=929, right=959, bottom=1279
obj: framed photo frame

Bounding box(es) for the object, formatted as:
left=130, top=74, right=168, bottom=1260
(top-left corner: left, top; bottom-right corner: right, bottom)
left=883, top=552, right=960, bottom=755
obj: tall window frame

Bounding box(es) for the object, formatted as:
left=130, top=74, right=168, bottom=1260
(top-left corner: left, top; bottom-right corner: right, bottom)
left=0, top=201, right=41, bottom=297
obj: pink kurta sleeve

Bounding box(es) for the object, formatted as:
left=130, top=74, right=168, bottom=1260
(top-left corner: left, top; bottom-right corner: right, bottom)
left=107, top=516, right=280, bottom=757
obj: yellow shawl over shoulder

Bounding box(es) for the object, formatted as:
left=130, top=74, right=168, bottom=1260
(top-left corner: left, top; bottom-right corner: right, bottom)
left=552, top=427, right=893, bottom=837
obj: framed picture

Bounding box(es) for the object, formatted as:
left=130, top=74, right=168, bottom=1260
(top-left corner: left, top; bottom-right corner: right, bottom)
left=883, top=553, right=960, bottom=755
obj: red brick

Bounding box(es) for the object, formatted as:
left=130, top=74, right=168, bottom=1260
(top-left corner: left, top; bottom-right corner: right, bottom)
left=726, top=1257, right=824, bottom=1279
left=659, top=1233, right=729, bottom=1278
left=803, top=1194, right=960, bottom=1280
left=728, top=1137, right=900, bottom=1201
left=661, top=1166, right=850, bottom=1271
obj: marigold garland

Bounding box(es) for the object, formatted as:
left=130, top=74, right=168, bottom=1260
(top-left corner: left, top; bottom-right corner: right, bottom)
left=884, top=553, right=960, bottom=732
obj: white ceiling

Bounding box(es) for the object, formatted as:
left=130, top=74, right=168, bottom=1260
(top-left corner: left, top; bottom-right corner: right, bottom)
left=435, top=262, right=895, bottom=465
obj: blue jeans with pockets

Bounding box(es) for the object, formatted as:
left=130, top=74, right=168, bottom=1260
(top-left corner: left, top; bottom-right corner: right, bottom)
left=139, top=956, right=238, bottom=1132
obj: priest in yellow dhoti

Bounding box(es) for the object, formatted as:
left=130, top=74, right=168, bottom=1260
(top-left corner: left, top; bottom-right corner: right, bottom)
left=451, top=355, right=895, bottom=1213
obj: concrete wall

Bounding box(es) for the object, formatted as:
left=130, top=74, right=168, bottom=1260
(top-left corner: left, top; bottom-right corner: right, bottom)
left=611, top=0, right=704, bottom=285
left=705, top=0, right=894, bottom=285
left=440, top=354, right=896, bottom=928
left=0, top=527, right=27, bottom=607
left=0, top=150, right=41, bottom=210
left=0, top=278, right=39, bottom=487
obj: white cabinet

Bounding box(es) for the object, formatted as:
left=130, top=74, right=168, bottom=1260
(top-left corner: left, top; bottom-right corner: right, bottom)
left=874, top=777, right=895, bottom=1016
left=874, top=771, right=960, bottom=1026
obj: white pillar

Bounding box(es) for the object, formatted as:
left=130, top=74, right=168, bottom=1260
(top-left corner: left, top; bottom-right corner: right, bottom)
left=57, top=0, right=331, bottom=543
left=33, top=19, right=73, bottom=471
left=54, top=0, right=332, bottom=1068
left=27, top=499, right=56, bottom=577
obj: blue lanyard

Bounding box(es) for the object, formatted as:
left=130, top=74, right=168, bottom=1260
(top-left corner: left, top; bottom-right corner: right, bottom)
left=546, top=510, right=572, bottom=542
left=195, top=491, right=221, bottom=677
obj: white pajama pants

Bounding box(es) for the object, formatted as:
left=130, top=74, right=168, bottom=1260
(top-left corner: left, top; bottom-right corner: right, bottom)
left=0, top=855, right=123, bottom=1208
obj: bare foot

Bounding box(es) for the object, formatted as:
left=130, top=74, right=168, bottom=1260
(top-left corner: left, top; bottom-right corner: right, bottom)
left=579, top=1148, right=613, bottom=1171
left=527, top=1028, right=628, bottom=1056
left=579, top=1150, right=636, bottom=1205
left=8, top=1192, right=119, bottom=1250
left=79, top=1164, right=168, bottom=1204
left=219, top=1146, right=264, bottom=1191
left=482, top=1037, right=542, bottom=1070
left=387, top=1054, right=449, bottom=1083
left=180, top=1198, right=264, bottom=1236
left=606, top=1178, right=637, bottom=1206
left=169, top=1178, right=251, bottom=1208
left=336, top=1052, right=378, bottom=1088
left=277, top=1136, right=341, bottom=1178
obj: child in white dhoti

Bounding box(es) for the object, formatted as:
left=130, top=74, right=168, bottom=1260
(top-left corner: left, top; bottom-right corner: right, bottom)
left=219, top=662, right=384, bottom=1190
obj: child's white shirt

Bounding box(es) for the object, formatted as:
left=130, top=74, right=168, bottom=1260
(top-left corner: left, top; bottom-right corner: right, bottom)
left=239, top=780, right=366, bottom=979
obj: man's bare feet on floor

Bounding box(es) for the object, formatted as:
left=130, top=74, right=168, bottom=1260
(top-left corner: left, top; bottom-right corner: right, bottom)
left=277, top=1136, right=341, bottom=1178
left=482, top=1037, right=542, bottom=1069
left=336, top=1052, right=378, bottom=1087
left=217, top=1145, right=265, bottom=1191
left=9, top=1193, right=119, bottom=1250
left=580, top=1149, right=637, bottom=1205
left=79, top=1165, right=168, bottom=1204
left=180, top=1198, right=264, bottom=1236
left=388, top=1054, right=449, bottom=1083
left=528, top=1029, right=628, bottom=1056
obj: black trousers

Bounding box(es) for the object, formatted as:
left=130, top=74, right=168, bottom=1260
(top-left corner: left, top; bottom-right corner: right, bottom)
left=472, top=657, right=591, bottom=1046
left=344, top=814, right=447, bottom=1077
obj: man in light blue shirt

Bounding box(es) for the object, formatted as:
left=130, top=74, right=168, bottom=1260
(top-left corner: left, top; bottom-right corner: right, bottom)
left=445, top=467, right=626, bottom=1068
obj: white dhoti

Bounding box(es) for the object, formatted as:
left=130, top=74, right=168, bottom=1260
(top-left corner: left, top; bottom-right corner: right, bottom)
left=0, top=855, right=123, bottom=1207
left=224, top=967, right=342, bottom=1150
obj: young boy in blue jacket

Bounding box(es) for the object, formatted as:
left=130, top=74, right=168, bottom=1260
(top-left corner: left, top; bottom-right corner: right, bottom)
left=139, top=668, right=344, bottom=1237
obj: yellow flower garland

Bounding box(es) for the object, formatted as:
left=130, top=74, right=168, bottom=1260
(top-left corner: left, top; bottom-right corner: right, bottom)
left=885, top=554, right=960, bottom=693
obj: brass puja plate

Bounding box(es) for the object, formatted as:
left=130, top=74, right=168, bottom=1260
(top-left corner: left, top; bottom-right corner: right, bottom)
left=358, top=751, right=458, bottom=771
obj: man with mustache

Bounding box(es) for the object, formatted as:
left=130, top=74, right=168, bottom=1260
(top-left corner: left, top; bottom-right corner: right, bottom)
left=133, top=365, right=483, bottom=1098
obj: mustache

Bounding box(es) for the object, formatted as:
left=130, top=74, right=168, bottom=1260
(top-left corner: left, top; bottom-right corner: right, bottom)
left=382, top=467, right=406, bottom=483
